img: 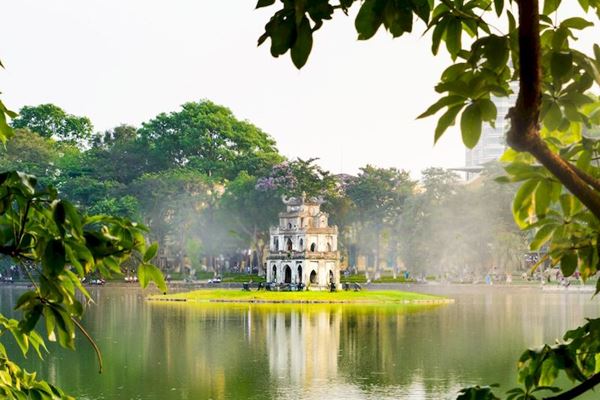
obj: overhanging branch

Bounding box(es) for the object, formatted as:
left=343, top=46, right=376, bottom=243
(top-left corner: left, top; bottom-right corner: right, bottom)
left=507, top=0, right=600, bottom=218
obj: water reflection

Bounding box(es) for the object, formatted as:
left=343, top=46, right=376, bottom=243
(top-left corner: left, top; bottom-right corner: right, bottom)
left=0, top=287, right=599, bottom=400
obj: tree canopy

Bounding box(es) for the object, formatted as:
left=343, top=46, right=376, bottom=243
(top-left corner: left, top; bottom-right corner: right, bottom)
left=12, top=104, right=93, bottom=146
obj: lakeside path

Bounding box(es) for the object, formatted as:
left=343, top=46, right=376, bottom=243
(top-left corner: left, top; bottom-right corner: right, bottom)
left=147, top=288, right=454, bottom=305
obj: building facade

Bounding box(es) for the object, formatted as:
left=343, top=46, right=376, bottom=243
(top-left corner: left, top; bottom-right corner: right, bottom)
left=267, top=195, right=340, bottom=289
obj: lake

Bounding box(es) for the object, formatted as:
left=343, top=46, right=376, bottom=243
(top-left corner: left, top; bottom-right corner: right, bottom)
left=1, top=285, right=599, bottom=400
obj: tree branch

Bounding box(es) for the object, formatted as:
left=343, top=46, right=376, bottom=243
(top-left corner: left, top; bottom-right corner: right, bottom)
left=507, top=0, right=600, bottom=219
left=568, top=163, right=600, bottom=192
left=544, top=371, right=600, bottom=399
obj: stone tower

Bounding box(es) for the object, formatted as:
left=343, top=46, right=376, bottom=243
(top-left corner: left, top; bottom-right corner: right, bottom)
left=267, top=195, right=340, bottom=289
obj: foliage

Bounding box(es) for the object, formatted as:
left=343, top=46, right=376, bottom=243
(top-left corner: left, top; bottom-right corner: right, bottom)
left=139, top=100, right=281, bottom=180
left=257, top=0, right=600, bottom=398
left=256, top=158, right=336, bottom=197
left=345, top=165, right=415, bottom=273
left=0, top=168, right=165, bottom=398
left=12, top=104, right=93, bottom=147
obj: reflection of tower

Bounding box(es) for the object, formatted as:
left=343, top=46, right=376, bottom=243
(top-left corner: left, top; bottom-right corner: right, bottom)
left=265, top=309, right=341, bottom=385
left=464, top=84, right=518, bottom=178
left=267, top=195, right=340, bottom=288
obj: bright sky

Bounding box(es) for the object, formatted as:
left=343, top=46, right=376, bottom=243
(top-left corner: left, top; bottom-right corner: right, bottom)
left=0, top=1, right=596, bottom=177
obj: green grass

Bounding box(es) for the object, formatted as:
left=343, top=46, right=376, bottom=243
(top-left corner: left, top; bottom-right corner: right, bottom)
left=149, top=289, right=451, bottom=304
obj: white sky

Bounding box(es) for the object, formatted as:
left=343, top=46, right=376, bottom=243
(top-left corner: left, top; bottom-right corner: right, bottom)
left=0, top=1, right=597, bottom=177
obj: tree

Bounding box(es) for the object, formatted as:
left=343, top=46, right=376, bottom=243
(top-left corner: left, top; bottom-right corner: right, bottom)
left=256, top=158, right=337, bottom=197
left=258, top=1, right=600, bottom=398
left=0, top=128, right=61, bottom=187
left=139, top=100, right=282, bottom=180
left=345, top=165, right=415, bottom=275
left=12, top=104, right=93, bottom=147
left=219, top=172, right=284, bottom=273
left=0, top=169, right=165, bottom=399
left=129, top=168, right=215, bottom=271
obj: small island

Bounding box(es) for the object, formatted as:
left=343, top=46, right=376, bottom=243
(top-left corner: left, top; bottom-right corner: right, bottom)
left=149, top=195, right=451, bottom=305
left=148, top=289, right=453, bottom=304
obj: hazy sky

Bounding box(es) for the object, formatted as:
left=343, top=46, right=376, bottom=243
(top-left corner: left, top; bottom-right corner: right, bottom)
left=0, top=1, right=596, bottom=177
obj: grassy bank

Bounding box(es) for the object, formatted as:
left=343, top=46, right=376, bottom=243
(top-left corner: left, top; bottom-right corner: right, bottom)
left=148, top=289, right=452, bottom=304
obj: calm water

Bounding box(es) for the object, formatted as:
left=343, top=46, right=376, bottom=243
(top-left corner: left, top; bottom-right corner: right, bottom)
left=1, top=285, right=599, bottom=400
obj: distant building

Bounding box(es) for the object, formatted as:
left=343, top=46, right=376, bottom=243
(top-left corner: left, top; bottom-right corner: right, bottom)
left=267, top=195, right=340, bottom=289
left=464, top=86, right=518, bottom=177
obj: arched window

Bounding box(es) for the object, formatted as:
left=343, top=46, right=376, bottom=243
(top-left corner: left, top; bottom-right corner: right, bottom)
left=274, top=237, right=279, bottom=251
left=310, top=243, right=316, bottom=252
left=329, top=270, right=334, bottom=284
left=299, top=239, right=304, bottom=251
left=297, top=265, right=302, bottom=283
left=310, top=270, right=317, bottom=284
left=288, top=222, right=292, bottom=229
left=327, top=242, right=332, bottom=252
left=287, top=238, right=293, bottom=251
left=272, top=265, right=277, bottom=282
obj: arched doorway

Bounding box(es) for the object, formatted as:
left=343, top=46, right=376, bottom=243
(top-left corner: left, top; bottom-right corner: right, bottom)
left=310, top=270, right=317, bottom=284
left=329, top=270, right=334, bottom=284
left=284, top=265, right=292, bottom=283
left=272, top=265, right=277, bottom=282
left=297, top=265, right=302, bottom=283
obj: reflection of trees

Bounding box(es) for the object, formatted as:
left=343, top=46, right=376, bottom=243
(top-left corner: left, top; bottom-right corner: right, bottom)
left=4, top=288, right=599, bottom=399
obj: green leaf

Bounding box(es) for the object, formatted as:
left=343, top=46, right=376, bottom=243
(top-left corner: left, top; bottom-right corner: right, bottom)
left=560, top=252, right=577, bottom=277
left=544, top=101, right=563, bottom=131
left=543, top=0, right=561, bottom=14
left=256, top=0, right=275, bottom=8
left=484, top=35, right=509, bottom=69
left=493, top=0, right=504, bottom=16
left=138, top=263, right=167, bottom=293
left=431, top=17, right=448, bottom=55
left=535, top=180, right=552, bottom=216
left=445, top=18, right=462, bottom=57
left=513, top=180, right=537, bottom=228
left=434, top=104, right=463, bottom=143
left=383, top=0, right=413, bottom=37
left=477, top=98, right=497, bottom=122
left=559, top=194, right=574, bottom=216
left=460, top=103, right=482, bottom=149
left=550, top=51, right=573, bottom=81
left=560, top=17, right=593, bottom=30
left=355, top=0, right=385, bottom=40
left=144, top=242, right=159, bottom=263
left=531, top=224, right=556, bottom=251
left=291, top=17, right=313, bottom=69
left=410, top=0, right=430, bottom=23
left=552, top=26, right=569, bottom=50
left=417, top=95, right=465, bottom=119
left=42, top=239, right=66, bottom=277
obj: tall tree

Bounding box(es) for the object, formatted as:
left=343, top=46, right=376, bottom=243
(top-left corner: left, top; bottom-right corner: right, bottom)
left=346, top=165, right=415, bottom=274
left=219, top=172, right=284, bottom=273
left=11, top=104, right=93, bottom=146
left=139, top=100, right=281, bottom=180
